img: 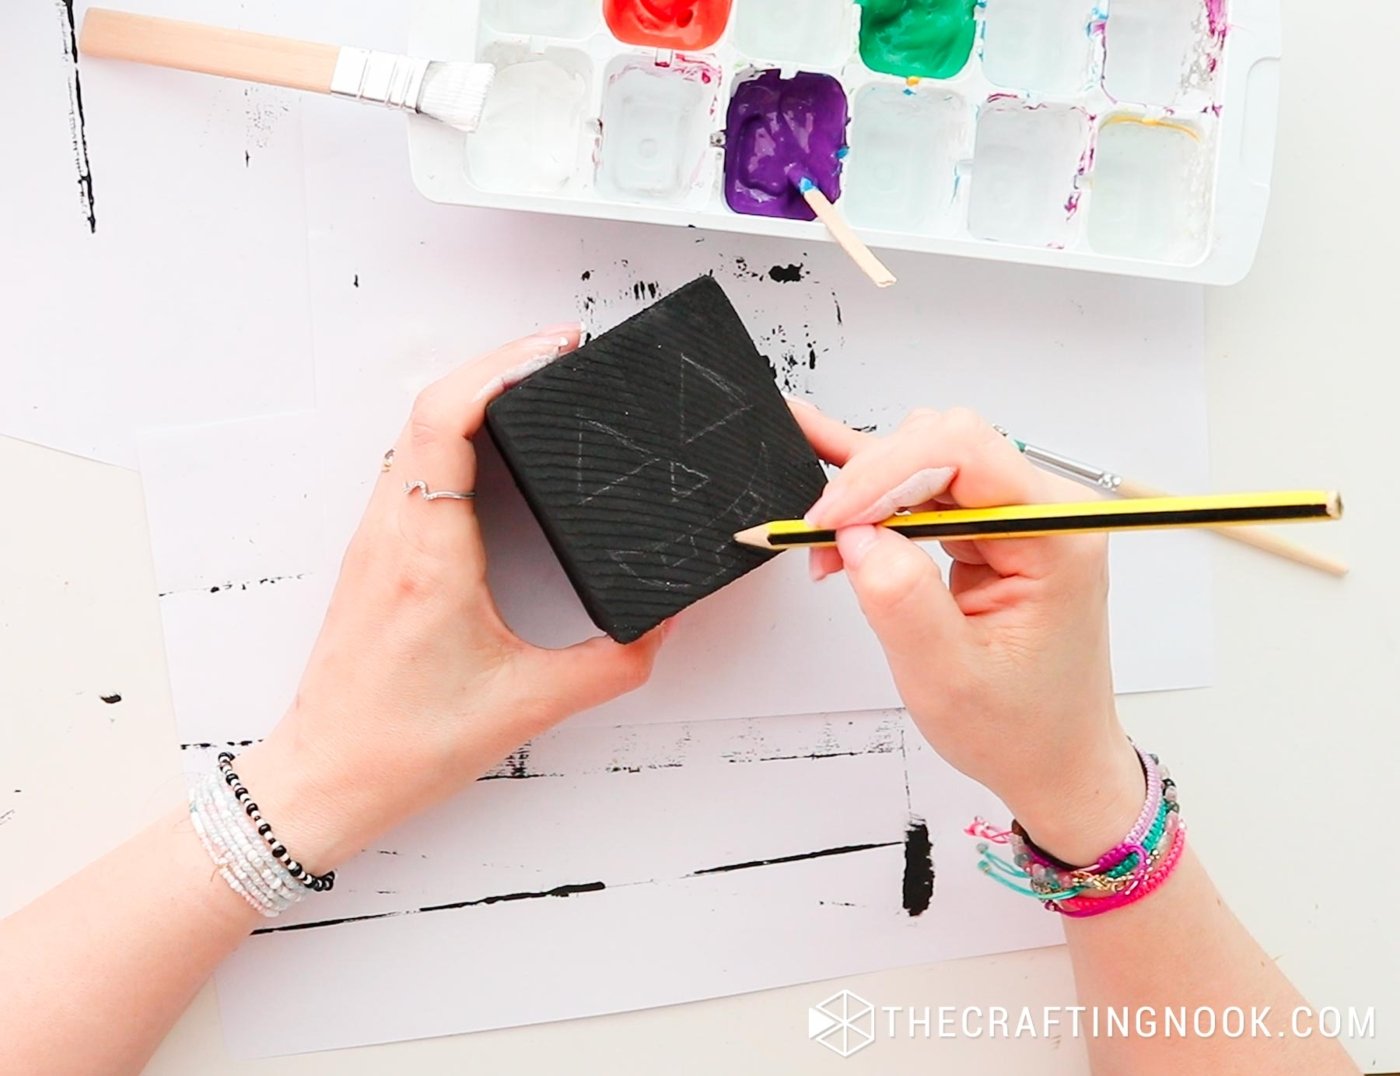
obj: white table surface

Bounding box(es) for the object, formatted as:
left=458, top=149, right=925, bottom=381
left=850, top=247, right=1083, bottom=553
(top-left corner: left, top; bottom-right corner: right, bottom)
left=3, top=1, right=1398, bottom=1071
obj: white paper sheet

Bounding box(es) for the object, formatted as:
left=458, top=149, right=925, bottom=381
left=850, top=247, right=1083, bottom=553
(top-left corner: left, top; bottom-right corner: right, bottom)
left=209, top=97, right=1212, bottom=731
left=0, top=0, right=314, bottom=467
left=126, top=99, right=1212, bottom=1055
left=205, top=709, right=1063, bottom=1058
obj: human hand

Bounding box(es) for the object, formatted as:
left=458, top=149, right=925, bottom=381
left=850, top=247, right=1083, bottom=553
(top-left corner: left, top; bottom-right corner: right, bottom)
left=236, top=327, right=665, bottom=871
left=791, top=403, right=1143, bottom=865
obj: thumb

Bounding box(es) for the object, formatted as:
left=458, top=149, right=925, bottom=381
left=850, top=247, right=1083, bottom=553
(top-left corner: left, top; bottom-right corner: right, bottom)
left=519, top=629, right=665, bottom=726
left=837, top=525, right=966, bottom=670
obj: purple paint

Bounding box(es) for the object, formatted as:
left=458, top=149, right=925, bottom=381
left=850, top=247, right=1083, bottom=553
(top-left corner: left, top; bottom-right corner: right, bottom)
left=723, top=70, right=848, bottom=221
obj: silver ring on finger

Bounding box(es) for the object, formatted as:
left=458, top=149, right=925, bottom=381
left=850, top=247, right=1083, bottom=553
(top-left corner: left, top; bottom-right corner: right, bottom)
left=403, top=479, right=476, bottom=502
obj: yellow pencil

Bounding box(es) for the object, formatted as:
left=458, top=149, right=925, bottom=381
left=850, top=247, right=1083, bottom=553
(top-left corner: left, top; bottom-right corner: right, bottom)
left=733, top=491, right=1343, bottom=550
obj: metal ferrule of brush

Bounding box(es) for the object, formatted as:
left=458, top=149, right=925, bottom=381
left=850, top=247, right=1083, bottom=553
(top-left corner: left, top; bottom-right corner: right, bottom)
left=329, top=48, right=430, bottom=113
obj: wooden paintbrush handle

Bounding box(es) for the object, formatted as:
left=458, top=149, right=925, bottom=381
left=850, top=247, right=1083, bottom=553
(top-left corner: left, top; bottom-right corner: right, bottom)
left=80, top=8, right=338, bottom=94
left=1115, top=478, right=1348, bottom=576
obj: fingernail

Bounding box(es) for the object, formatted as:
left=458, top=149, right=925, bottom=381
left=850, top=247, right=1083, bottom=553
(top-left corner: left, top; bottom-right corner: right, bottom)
left=782, top=392, right=817, bottom=409
left=808, top=551, right=828, bottom=582
left=836, top=525, right=880, bottom=570
left=848, top=467, right=956, bottom=525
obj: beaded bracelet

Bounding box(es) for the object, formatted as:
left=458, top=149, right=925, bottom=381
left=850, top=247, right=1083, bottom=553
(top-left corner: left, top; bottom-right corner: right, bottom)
left=216, top=752, right=335, bottom=893
left=190, top=773, right=300, bottom=917
left=972, top=744, right=1186, bottom=918
left=187, top=753, right=334, bottom=917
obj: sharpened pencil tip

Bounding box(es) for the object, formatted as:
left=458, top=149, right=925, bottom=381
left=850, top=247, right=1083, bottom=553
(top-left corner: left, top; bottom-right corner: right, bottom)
left=732, top=524, right=772, bottom=549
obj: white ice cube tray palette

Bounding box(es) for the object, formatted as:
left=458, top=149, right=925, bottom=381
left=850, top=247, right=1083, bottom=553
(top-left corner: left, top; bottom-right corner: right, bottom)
left=408, top=0, right=1281, bottom=284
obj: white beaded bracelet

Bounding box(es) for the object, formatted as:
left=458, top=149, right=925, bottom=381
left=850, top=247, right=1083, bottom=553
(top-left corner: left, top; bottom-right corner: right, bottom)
left=194, top=773, right=300, bottom=914
left=189, top=769, right=304, bottom=918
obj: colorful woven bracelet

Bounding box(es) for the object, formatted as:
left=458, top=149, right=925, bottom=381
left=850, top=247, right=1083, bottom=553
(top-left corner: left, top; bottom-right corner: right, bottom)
left=972, top=744, right=1185, bottom=918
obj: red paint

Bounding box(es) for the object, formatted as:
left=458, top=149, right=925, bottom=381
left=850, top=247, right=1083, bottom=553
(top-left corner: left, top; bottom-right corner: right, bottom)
left=603, top=0, right=732, bottom=51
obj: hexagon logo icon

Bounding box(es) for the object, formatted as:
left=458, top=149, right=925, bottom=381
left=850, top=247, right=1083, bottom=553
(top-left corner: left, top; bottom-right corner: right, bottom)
left=808, top=989, right=876, bottom=1057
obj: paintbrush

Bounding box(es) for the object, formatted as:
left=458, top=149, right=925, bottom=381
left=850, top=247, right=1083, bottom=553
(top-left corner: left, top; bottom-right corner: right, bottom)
left=80, top=9, right=493, bottom=133
left=996, top=427, right=1349, bottom=577
left=794, top=177, right=897, bottom=288
left=734, top=491, right=1343, bottom=549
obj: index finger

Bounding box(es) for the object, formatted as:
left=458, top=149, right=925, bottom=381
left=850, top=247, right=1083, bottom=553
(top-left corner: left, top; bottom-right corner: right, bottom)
left=808, top=407, right=1054, bottom=525
left=405, top=323, right=582, bottom=447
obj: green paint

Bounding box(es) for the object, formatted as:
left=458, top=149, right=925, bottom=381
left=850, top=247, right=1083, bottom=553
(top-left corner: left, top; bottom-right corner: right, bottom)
left=857, top=0, right=979, bottom=80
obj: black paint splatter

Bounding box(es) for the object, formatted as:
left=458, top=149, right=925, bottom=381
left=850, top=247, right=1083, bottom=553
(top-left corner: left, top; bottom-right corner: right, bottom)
left=768, top=263, right=805, bottom=283
left=55, top=0, right=96, bottom=233
left=251, top=881, right=606, bottom=935
left=902, top=819, right=934, bottom=916
left=179, top=739, right=257, bottom=751
left=244, top=149, right=251, bottom=168
left=693, top=840, right=900, bottom=876
left=580, top=269, right=592, bottom=281
left=99, top=693, right=122, bottom=705
left=352, top=274, right=360, bottom=288
left=161, top=573, right=307, bottom=598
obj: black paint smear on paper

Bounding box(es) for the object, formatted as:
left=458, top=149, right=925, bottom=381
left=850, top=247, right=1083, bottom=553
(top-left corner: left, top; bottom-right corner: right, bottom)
left=504, top=744, right=530, bottom=778
left=352, top=274, right=360, bottom=288
left=901, top=819, right=934, bottom=916
left=692, top=840, right=899, bottom=876
left=55, top=0, right=96, bottom=233
left=99, top=693, right=122, bottom=704
left=251, top=881, right=606, bottom=935
left=768, top=263, right=805, bottom=283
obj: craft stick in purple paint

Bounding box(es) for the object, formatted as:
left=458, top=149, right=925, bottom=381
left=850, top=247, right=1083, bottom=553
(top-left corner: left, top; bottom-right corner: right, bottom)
left=722, top=70, right=848, bottom=221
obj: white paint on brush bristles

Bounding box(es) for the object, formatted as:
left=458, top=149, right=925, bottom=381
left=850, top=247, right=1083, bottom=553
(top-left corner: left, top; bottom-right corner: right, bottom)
left=419, top=61, right=495, bottom=133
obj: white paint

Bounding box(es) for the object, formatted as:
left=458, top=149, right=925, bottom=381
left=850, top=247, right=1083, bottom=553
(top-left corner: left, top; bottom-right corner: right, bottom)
left=596, top=59, right=717, bottom=205
left=732, top=0, right=854, bottom=68
left=981, top=0, right=1097, bottom=95
left=465, top=54, right=590, bottom=195
left=1087, top=118, right=1209, bottom=262
left=967, top=102, right=1088, bottom=247
left=481, top=0, right=599, bottom=38
left=844, top=85, right=969, bottom=233
left=1102, top=0, right=1201, bottom=106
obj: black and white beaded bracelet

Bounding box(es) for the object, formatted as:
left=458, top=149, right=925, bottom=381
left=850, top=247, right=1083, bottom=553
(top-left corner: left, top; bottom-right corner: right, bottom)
left=217, top=752, right=336, bottom=893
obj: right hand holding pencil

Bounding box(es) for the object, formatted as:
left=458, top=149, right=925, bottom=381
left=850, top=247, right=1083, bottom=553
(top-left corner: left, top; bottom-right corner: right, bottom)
left=789, top=402, right=1144, bottom=866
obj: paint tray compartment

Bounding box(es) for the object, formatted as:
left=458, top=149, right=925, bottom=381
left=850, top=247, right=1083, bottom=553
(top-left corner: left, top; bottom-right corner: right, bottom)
left=410, top=0, right=1281, bottom=284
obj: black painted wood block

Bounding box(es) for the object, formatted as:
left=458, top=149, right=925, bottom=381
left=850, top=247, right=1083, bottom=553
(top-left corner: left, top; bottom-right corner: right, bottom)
left=486, top=276, right=828, bottom=643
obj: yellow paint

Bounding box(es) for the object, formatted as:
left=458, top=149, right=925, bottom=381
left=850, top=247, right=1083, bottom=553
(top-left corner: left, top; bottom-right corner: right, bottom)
left=1100, top=114, right=1202, bottom=142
